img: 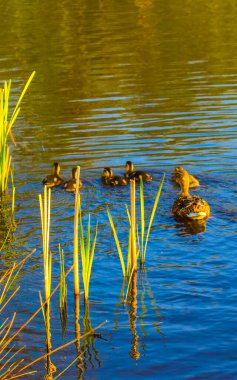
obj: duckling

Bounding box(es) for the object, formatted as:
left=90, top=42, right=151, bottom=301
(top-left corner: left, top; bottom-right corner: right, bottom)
left=101, top=167, right=127, bottom=186
left=125, top=161, right=152, bottom=182
left=42, top=162, right=63, bottom=187
left=63, top=167, right=82, bottom=192
left=172, top=169, right=210, bottom=221
left=172, top=166, right=199, bottom=188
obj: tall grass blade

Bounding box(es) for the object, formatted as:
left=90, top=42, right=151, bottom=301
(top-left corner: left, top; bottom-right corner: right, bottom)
left=107, top=207, right=126, bottom=277
left=142, top=174, right=165, bottom=265
left=80, top=212, right=97, bottom=301
left=10, top=71, right=36, bottom=125
left=0, top=72, right=35, bottom=195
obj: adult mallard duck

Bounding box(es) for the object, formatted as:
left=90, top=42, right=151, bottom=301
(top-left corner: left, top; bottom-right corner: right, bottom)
left=63, top=167, right=82, bottom=192
left=101, top=167, right=127, bottom=186
left=42, top=162, right=63, bottom=187
left=125, top=161, right=152, bottom=182
left=172, top=166, right=199, bottom=188
left=172, top=169, right=210, bottom=221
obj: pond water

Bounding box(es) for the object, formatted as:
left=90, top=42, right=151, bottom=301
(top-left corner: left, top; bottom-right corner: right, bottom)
left=0, top=0, right=237, bottom=378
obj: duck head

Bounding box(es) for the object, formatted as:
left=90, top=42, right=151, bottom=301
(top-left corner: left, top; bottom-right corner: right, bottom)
left=125, top=161, right=134, bottom=172
left=53, top=162, right=61, bottom=175
left=71, top=167, right=79, bottom=180
left=102, top=167, right=113, bottom=179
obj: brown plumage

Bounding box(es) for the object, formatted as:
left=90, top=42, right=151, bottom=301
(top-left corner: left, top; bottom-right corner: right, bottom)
left=42, top=162, right=63, bottom=187
left=125, top=161, right=152, bottom=182
left=172, top=166, right=199, bottom=188
left=172, top=169, right=210, bottom=221
left=101, top=167, right=127, bottom=187
left=63, top=167, right=82, bottom=192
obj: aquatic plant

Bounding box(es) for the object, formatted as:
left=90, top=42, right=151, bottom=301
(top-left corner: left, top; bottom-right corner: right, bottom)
left=138, top=174, right=165, bottom=266
left=39, top=186, right=52, bottom=305
left=0, top=175, right=16, bottom=253
left=107, top=179, right=138, bottom=279
left=80, top=213, right=98, bottom=302
left=0, top=72, right=35, bottom=195
left=39, top=186, right=53, bottom=359
left=73, top=166, right=81, bottom=296
left=130, top=179, right=137, bottom=271
left=0, top=250, right=37, bottom=379
left=0, top=255, right=106, bottom=379
left=107, top=175, right=165, bottom=279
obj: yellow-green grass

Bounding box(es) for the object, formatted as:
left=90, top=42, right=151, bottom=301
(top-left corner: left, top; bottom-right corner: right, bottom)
left=80, top=212, right=98, bottom=302
left=0, top=72, right=35, bottom=195
left=39, top=186, right=52, bottom=354
left=107, top=175, right=165, bottom=282
left=138, top=174, right=165, bottom=267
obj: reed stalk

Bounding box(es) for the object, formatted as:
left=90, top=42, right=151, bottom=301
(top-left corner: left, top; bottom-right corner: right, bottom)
left=39, top=186, right=52, bottom=303
left=59, top=244, right=67, bottom=310
left=0, top=264, right=74, bottom=379
left=0, top=72, right=35, bottom=195
left=73, top=166, right=80, bottom=296
left=108, top=175, right=165, bottom=279
left=80, top=213, right=98, bottom=301
left=139, top=174, right=165, bottom=267
left=39, top=186, right=52, bottom=354
left=130, top=179, right=137, bottom=271
left=107, top=208, right=126, bottom=277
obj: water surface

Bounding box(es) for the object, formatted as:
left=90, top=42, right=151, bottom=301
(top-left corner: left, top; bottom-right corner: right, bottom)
left=0, top=0, right=237, bottom=379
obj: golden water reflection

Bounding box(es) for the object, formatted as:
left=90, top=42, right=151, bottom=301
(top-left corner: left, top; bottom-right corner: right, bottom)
left=0, top=0, right=236, bottom=171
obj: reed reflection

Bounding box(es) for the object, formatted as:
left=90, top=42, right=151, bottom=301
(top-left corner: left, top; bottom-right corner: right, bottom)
left=127, top=271, right=140, bottom=360
left=74, top=298, right=101, bottom=379
left=140, top=269, right=161, bottom=336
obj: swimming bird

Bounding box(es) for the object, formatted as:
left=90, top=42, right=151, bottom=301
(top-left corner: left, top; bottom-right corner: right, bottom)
left=63, top=167, right=82, bottom=192
left=172, top=169, right=210, bottom=221
left=101, top=167, right=127, bottom=186
left=172, top=166, right=199, bottom=188
left=42, top=162, right=63, bottom=187
left=124, top=161, right=152, bottom=182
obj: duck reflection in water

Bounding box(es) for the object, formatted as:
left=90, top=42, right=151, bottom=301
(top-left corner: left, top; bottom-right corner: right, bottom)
left=175, top=218, right=207, bottom=236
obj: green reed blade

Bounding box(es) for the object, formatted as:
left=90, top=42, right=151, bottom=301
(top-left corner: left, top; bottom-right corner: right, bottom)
left=142, top=174, right=165, bottom=264
left=80, top=214, right=97, bottom=300
left=125, top=204, right=131, bottom=226
left=126, top=229, right=132, bottom=276
left=10, top=71, right=36, bottom=125
left=7, top=107, right=21, bottom=136
left=107, top=207, right=126, bottom=277
left=59, top=245, right=67, bottom=309
left=39, top=291, right=46, bottom=325
left=87, top=223, right=97, bottom=286
left=85, top=215, right=91, bottom=274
